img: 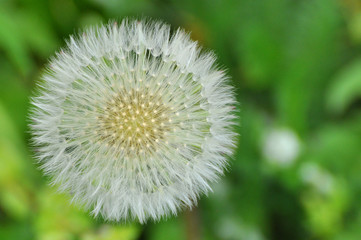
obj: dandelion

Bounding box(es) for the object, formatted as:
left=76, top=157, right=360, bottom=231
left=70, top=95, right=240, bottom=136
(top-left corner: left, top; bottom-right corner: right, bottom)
left=30, top=19, right=237, bottom=222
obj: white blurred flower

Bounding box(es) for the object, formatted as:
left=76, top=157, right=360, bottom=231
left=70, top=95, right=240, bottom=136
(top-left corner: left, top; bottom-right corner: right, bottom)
left=262, top=128, right=300, bottom=167
left=218, top=218, right=265, bottom=240
left=30, top=19, right=237, bottom=222
left=300, top=163, right=334, bottom=194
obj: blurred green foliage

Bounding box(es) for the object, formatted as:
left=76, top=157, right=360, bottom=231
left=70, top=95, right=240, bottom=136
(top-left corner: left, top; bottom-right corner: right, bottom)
left=1, top=0, right=361, bottom=239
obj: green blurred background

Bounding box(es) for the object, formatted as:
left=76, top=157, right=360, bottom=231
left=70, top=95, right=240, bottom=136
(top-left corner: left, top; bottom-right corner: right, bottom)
left=1, top=0, right=361, bottom=239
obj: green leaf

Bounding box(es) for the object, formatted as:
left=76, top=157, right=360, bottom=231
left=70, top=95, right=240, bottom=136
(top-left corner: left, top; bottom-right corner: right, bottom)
left=276, top=0, right=341, bottom=134
left=326, top=58, right=361, bottom=114
left=0, top=102, right=34, bottom=220
left=17, top=10, right=59, bottom=59
left=237, top=0, right=287, bottom=89
left=0, top=8, right=33, bottom=76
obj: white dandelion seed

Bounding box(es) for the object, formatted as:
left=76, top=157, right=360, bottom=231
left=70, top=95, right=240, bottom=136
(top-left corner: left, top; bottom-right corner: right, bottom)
left=30, top=19, right=237, bottom=223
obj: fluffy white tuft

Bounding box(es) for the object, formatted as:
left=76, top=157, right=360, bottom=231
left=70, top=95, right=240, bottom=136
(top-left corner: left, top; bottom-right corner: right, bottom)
left=30, top=19, right=237, bottom=223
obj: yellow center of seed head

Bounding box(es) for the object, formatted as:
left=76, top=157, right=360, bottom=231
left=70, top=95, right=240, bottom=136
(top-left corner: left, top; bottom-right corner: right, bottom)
left=98, top=89, right=172, bottom=156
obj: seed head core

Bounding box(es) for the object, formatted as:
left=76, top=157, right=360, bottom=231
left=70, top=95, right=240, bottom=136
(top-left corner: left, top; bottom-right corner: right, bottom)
left=98, top=89, right=171, bottom=156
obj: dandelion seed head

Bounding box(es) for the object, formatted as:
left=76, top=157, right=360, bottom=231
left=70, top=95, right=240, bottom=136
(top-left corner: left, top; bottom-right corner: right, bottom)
left=30, top=19, right=237, bottom=223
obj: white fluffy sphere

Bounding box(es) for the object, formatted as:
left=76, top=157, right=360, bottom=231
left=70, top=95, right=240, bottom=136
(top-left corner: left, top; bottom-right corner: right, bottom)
left=30, top=19, right=237, bottom=223
left=263, top=128, right=300, bottom=167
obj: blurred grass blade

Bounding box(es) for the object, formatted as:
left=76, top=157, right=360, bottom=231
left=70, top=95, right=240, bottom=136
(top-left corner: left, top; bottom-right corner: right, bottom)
left=326, top=58, right=361, bottom=114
